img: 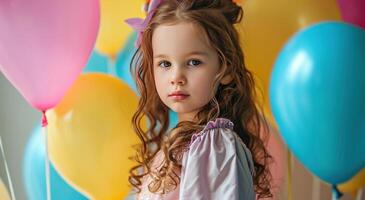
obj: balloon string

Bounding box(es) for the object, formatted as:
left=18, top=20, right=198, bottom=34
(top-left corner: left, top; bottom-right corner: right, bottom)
left=287, top=148, right=293, bottom=200
left=356, top=188, right=364, bottom=200
left=42, top=111, right=51, bottom=200
left=312, top=177, right=321, bottom=200
left=0, top=136, right=16, bottom=200
left=332, top=184, right=343, bottom=200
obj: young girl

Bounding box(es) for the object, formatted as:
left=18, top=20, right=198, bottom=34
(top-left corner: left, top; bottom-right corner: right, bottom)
left=126, top=0, right=273, bottom=199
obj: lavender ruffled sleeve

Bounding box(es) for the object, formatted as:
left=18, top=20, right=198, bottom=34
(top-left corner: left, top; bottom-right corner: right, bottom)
left=179, top=118, right=256, bottom=200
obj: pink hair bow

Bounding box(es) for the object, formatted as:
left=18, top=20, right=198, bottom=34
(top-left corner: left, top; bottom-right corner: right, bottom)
left=125, top=0, right=162, bottom=48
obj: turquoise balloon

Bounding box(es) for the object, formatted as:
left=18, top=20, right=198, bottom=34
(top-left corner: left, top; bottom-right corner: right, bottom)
left=270, top=22, right=365, bottom=184
left=83, top=50, right=109, bottom=73
left=169, top=111, right=178, bottom=130
left=116, top=33, right=138, bottom=92
left=23, top=126, right=87, bottom=200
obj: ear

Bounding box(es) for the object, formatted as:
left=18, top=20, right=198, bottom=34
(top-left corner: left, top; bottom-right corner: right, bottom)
left=220, top=74, right=233, bottom=85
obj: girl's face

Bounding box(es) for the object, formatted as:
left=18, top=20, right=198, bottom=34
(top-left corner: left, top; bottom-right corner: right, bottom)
left=152, top=22, right=221, bottom=122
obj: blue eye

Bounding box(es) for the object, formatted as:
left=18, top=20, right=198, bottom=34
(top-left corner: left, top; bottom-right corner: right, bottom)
left=188, top=59, right=202, bottom=67
left=158, top=60, right=171, bottom=68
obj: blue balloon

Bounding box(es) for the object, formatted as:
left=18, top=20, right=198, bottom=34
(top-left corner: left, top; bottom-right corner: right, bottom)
left=83, top=50, right=109, bottom=73
left=23, top=126, right=88, bottom=200
left=169, top=111, right=178, bottom=130
left=270, top=22, right=365, bottom=184
left=116, top=33, right=138, bottom=92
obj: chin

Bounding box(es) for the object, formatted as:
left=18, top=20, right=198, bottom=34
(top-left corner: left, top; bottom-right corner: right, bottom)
left=169, top=106, right=187, bottom=113
left=170, top=105, right=200, bottom=116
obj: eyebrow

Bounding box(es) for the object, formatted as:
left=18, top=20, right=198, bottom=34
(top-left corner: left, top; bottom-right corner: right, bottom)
left=153, top=51, right=209, bottom=59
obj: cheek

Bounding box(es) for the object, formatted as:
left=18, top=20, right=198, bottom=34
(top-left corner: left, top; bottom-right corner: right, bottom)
left=154, top=73, right=162, bottom=93
left=189, top=73, right=216, bottom=102
left=154, top=70, right=168, bottom=96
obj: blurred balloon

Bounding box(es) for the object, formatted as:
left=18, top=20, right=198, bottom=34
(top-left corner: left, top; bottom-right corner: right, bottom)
left=338, top=0, right=365, bottom=29
left=238, top=0, right=341, bottom=124
left=96, top=0, right=144, bottom=58
left=83, top=51, right=109, bottom=74
left=116, top=33, right=138, bottom=92
left=270, top=22, right=365, bottom=184
left=47, top=73, right=143, bottom=200
left=252, top=119, right=285, bottom=199
left=23, top=126, right=87, bottom=200
left=339, top=168, right=365, bottom=195
left=0, top=179, right=10, bottom=200
left=266, top=128, right=285, bottom=197
left=0, top=0, right=99, bottom=111
left=169, top=111, right=178, bottom=130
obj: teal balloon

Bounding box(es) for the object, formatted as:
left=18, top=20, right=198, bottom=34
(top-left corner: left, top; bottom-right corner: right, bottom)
left=270, top=22, right=365, bottom=184
left=116, top=33, right=138, bottom=92
left=23, top=126, right=88, bottom=200
left=169, top=111, right=178, bottom=130
left=83, top=50, right=109, bottom=73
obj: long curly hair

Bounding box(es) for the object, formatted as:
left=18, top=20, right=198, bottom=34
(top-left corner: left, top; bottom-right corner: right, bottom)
left=128, top=0, right=273, bottom=198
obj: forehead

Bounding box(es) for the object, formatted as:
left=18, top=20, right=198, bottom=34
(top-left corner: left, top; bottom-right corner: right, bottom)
left=152, top=22, right=213, bottom=57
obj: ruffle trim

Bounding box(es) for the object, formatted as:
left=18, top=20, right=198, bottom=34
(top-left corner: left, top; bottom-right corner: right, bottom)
left=190, top=118, right=234, bottom=146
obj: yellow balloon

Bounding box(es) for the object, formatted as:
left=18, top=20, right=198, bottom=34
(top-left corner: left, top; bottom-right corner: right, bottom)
left=237, top=0, right=341, bottom=124
left=95, top=0, right=145, bottom=58
left=0, top=179, right=10, bottom=200
left=339, top=168, right=365, bottom=194
left=47, top=73, right=143, bottom=200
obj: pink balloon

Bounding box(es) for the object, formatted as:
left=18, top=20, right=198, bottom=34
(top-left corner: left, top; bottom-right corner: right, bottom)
left=266, top=130, right=285, bottom=197
left=0, top=0, right=99, bottom=111
left=257, top=124, right=285, bottom=199
left=338, top=0, right=365, bottom=29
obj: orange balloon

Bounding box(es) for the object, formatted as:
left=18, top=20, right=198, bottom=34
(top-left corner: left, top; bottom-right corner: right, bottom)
left=0, top=179, right=10, bottom=200
left=339, top=168, right=365, bottom=194
left=47, top=73, right=144, bottom=200
left=237, top=0, right=341, bottom=124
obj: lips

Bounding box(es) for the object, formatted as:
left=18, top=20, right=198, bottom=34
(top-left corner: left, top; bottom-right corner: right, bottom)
left=168, top=91, right=190, bottom=100
left=168, top=91, right=189, bottom=96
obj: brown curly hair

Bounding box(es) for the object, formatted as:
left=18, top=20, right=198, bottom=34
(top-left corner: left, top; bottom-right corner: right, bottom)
left=128, top=0, right=273, bottom=198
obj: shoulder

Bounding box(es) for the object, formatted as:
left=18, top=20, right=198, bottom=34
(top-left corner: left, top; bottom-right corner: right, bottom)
left=185, top=118, right=255, bottom=175
left=189, top=118, right=246, bottom=151
left=190, top=117, right=235, bottom=145
left=179, top=118, right=257, bottom=199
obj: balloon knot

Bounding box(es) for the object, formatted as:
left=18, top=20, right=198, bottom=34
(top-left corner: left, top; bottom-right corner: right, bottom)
left=332, top=184, right=344, bottom=199
left=42, top=111, right=48, bottom=127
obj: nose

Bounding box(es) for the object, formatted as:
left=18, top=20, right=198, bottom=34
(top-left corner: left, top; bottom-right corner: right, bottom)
left=169, top=66, right=186, bottom=86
